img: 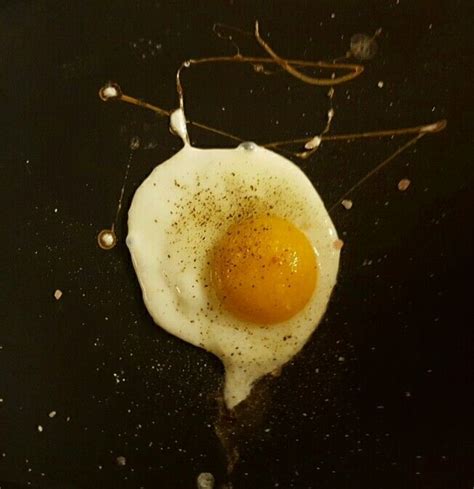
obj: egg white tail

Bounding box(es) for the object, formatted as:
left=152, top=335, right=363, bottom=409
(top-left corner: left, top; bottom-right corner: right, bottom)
left=223, top=363, right=261, bottom=410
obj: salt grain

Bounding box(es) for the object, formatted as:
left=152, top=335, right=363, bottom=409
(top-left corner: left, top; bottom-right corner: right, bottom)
left=37, top=425, right=43, bottom=432
left=341, top=199, right=353, bottom=210
left=54, top=289, right=63, bottom=300
left=48, top=411, right=57, bottom=418
left=377, top=81, right=384, bottom=88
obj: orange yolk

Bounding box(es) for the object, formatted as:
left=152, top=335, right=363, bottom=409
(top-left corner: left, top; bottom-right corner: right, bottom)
left=211, top=216, right=318, bottom=325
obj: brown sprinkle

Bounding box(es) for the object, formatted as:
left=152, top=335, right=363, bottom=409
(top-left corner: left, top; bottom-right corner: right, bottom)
left=334, top=239, right=344, bottom=250
left=398, top=178, right=411, bottom=191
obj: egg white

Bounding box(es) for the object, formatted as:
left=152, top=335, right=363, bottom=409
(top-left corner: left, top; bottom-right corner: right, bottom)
left=127, top=143, right=340, bottom=408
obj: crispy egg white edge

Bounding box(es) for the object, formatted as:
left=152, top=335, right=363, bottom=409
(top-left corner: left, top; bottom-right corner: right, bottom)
left=127, top=144, right=340, bottom=408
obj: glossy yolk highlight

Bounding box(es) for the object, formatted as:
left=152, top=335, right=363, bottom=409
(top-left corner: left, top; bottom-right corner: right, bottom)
left=211, top=216, right=318, bottom=325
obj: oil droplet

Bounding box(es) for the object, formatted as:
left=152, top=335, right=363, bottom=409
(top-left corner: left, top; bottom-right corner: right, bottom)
left=98, top=229, right=117, bottom=250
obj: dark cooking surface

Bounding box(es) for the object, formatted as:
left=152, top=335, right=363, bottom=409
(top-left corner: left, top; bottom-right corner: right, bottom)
left=1, top=1, right=473, bottom=488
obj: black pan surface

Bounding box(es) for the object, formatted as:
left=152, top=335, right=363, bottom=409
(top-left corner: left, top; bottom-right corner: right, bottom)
left=1, top=1, right=473, bottom=488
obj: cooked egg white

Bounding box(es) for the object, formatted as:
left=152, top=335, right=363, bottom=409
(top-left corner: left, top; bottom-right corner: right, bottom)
left=127, top=142, right=339, bottom=409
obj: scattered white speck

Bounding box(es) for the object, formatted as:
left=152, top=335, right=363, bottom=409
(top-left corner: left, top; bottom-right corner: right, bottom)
left=37, top=425, right=43, bottom=432
left=0, top=398, right=3, bottom=403
left=48, top=410, right=57, bottom=418
left=338, top=356, right=345, bottom=362
left=341, top=199, right=353, bottom=210
left=405, top=391, right=412, bottom=397
left=376, top=405, right=385, bottom=410
left=197, top=472, right=215, bottom=489
left=116, top=455, right=127, bottom=466
left=377, top=80, right=384, bottom=88
left=330, top=12, right=336, bottom=18
left=54, top=289, right=63, bottom=300
left=264, top=428, right=271, bottom=432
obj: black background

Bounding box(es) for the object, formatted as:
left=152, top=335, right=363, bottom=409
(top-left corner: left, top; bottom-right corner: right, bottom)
left=1, top=1, right=473, bottom=488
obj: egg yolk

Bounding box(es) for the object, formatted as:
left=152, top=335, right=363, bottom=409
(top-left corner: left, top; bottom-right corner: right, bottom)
left=211, top=216, right=318, bottom=325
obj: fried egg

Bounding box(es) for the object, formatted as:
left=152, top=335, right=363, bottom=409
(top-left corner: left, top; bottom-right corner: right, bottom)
left=127, top=140, right=340, bottom=409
